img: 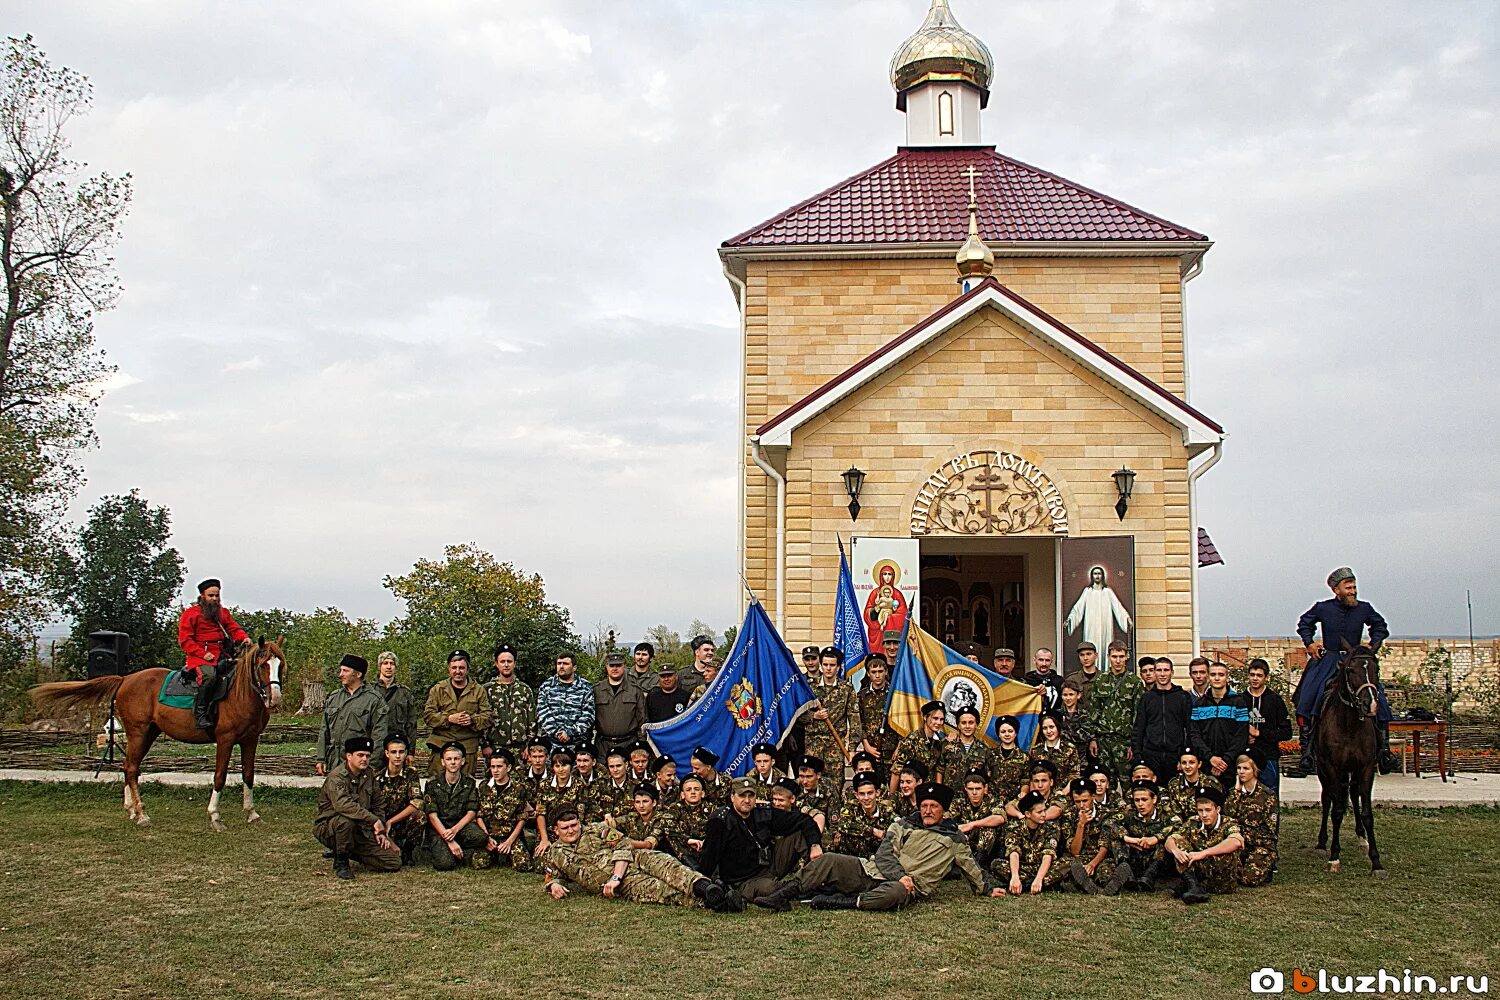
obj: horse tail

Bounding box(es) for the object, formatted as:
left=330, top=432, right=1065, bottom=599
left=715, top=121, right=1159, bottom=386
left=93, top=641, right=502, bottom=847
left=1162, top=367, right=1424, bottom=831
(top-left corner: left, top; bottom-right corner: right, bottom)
left=29, top=676, right=126, bottom=717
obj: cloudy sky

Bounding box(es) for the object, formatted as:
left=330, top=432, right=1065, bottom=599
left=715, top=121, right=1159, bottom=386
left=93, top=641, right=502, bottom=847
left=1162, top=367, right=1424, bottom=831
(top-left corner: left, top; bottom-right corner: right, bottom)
left=13, top=0, right=1497, bottom=642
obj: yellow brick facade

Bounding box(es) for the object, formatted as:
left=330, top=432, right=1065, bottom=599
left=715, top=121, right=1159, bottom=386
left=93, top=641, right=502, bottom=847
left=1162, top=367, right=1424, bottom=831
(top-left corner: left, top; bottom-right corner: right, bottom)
left=738, top=253, right=1204, bottom=664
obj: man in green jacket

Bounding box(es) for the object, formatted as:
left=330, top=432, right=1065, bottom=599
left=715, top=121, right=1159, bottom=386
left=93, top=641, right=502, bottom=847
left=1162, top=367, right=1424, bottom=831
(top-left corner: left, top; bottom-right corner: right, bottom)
left=313, top=736, right=401, bottom=880
left=318, top=654, right=390, bottom=775
left=373, top=651, right=419, bottom=748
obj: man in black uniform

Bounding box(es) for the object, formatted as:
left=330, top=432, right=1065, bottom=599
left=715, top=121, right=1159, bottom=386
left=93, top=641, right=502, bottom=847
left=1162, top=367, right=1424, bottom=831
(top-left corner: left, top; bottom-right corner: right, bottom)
left=696, top=775, right=823, bottom=910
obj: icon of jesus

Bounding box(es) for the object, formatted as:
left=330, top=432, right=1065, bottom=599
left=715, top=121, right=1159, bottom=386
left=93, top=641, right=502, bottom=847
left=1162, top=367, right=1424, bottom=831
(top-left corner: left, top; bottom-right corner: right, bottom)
left=1063, top=565, right=1132, bottom=656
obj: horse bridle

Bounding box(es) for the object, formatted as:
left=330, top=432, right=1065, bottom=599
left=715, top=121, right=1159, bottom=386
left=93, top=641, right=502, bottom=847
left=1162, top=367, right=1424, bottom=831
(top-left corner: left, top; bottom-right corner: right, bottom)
left=1338, top=651, right=1379, bottom=717
left=246, top=643, right=283, bottom=707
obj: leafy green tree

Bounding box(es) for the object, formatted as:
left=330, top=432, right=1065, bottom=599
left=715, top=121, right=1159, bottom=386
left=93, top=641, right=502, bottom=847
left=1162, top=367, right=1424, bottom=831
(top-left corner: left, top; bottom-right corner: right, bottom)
left=382, top=543, right=580, bottom=689
left=49, top=490, right=183, bottom=675
left=230, top=605, right=381, bottom=696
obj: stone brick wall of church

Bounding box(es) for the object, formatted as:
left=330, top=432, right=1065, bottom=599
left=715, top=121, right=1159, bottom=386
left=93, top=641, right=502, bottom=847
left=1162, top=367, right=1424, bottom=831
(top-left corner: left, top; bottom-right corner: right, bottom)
left=751, top=307, right=1195, bottom=661
left=742, top=253, right=1190, bottom=631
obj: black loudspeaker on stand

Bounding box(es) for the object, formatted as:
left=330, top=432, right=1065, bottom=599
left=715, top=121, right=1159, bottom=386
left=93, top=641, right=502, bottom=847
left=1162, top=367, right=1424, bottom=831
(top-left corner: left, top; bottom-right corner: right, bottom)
left=86, top=631, right=130, bottom=776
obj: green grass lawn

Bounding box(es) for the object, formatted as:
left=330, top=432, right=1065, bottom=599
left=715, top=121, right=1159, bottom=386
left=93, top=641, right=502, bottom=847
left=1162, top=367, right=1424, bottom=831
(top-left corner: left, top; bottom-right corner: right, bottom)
left=0, top=782, right=1495, bottom=1000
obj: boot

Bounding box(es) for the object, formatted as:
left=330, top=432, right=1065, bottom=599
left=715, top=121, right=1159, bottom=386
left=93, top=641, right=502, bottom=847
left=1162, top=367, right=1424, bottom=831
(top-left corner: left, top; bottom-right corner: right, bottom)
left=1296, top=718, right=1318, bottom=776
left=693, top=878, right=729, bottom=912
left=721, top=885, right=746, bottom=913
left=809, top=893, right=859, bottom=910
left=1377, top=723, right=1398, bottom=775
left=1070, top=859, right=1100, bottom=895
left=1138, top=859, right=1166, bottom=893
left=193, top=678, right=215, bottom=730
left=1101, top=863, right=1131, bottom=896
left=1179, top=869, right=1209, bottom=905
left=753, top=882, right=799, bottom=912
left=333, top=854, right=353, bottom=881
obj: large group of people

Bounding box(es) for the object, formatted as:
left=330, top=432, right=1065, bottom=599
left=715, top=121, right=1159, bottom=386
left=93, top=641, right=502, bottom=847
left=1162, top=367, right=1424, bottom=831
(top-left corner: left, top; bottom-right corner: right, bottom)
left=176, top=565, right=1388, bottom=911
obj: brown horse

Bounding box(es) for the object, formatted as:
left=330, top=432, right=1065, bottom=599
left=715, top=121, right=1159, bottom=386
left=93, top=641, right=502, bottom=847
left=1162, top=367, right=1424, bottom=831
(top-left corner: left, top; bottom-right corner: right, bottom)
left=30, top=638, right=285, bottom=830
left=1313, top=642, right=1386, bottom=876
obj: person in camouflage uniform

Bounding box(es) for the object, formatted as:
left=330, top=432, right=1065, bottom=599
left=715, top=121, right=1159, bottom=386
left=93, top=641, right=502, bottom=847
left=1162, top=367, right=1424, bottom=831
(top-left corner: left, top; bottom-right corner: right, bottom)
left=690, top=747, right=731, bottom=808
left=993, top=791, right=1068, bottom=894
left=889, top=701, right=948, bottom=791
left=1225, top=751, right=1277, bottom=886
left=942, top=707, right=995, bottom=781
left=668, top=774, right=716, bottom=866
left=1058, top=680, right=1095, bottom=763
left=1060, top=778, right=1126, bottom=894
left=535, top=748, right=591, bottom=851
left=1086, top=765, right=1128, bottom=827
left=1090, top=640, right=1146, bottom=782
left=856, top=654, right=899, bottom=776
left=539, top=811, right=734, bottom=910
left=647, top=755, right=681, bottom=809
left=951, top=770, right=1007, bottom=864
left=483, top=643, right=536, bottom=763
left=991, top=716, right=1032, bottom=800
left=1028, top=713, right=1082, bottom=784
left=1163, top=747, right=1210, bottom=819
left=627, top=742, right=652, bottom=785
left=1166, top=785, right=1244, bottom=903
left=609, top=786, right=669, bottom=851
left=1006, top=761, right=1067, bottom=822
left=593, top=749, right=636, bottom=822
left=424, top=742, right=489, bottom=870
left=372, top=733, right=424, bottom=865
left=805, top=647, right=862, bottom=767
left=892, top=762, right=925, bottom=815
left=794, top=755, right=841, bottom=828
left=769, top=780, right=825, bottom=857
left=1117, top=779, right=1183, bottom=891
left=476, top=748, right=535, bottom=871
left=830, top=772, right=896, bottom=857
left=748, top=743, right=786, bottom=802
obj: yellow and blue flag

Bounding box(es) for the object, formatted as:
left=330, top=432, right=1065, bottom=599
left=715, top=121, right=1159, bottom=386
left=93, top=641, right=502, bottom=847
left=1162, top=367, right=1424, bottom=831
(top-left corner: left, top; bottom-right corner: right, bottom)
left=644, top=600, right=817, bottom=777
left=834, top=537, right=871, bottom=689
left=887, top=621, right=1041, bottom=750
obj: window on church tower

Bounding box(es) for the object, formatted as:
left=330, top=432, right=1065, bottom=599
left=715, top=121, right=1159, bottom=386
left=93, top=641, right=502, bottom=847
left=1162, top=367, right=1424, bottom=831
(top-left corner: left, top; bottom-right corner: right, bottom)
left=938, top=91, right=955, bottom=136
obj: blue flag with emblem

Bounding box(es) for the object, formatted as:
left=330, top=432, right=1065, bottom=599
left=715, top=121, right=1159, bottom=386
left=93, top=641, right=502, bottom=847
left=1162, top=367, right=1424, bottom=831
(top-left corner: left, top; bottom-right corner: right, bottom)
left=887, top=620, right=1042, bottom=750
left=834, top=536, right=871, bottom=689
left=644, top=599, right=817, bottom=778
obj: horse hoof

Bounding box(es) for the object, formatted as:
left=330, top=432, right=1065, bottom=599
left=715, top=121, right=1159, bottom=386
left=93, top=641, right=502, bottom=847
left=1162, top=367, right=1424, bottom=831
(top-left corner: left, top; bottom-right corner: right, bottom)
left=1328, top=861, right=1341, bottom=873
left=246, top=812, right=262, bottom=825
left=136, top=815, right=152, bottom=828
left=1373, top=869, right=1388, bottom=879
left=210, top=819, right=226, bottom=833
left=1359, top=837, right=1369, bottom=851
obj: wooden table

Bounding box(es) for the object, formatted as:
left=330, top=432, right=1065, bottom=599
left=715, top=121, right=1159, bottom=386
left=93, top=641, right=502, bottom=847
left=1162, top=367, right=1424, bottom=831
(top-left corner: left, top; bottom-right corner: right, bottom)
left=1389, top=718, right=1448, bottom=780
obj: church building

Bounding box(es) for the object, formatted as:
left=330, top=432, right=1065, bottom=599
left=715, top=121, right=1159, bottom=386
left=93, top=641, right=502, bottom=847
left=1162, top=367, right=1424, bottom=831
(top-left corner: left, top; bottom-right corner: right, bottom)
left=720, top=0, right=1225, bottom=672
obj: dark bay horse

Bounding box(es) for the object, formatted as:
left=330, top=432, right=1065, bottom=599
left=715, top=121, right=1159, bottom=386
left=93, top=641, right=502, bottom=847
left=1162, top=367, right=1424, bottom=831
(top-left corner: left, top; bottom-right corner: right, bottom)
left=31, top=638, right=285, bottom=830
left=1314, top=642, right=1386, bottom=876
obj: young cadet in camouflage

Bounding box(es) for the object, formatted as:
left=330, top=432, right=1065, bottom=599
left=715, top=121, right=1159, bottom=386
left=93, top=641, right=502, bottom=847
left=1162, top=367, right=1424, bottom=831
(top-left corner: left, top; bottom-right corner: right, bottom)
left=889, top=701, right=948, bottom=791
left=1028, top=714, right=1082, bottom=784
left=950, top=771, right=1007, bottom=864
left=942, top=707, right=995, bottom=781
left=804, top=648, right=863, bottom=766
left=540, top=811, right=733, bottom=911
left=748, top=744, right=785, bottom=803
left=668, top=774, right=715, bottom=865
left=1164, top=747, right=1211, bottom=820
left=424, top=743, right=489, bottom=870
left=476, top=749, right=535, bottom=871
left=1058, top=681, right=1095, bottom=759
left=831, top=772, right=897, bottom=857
left=535, top=749, right=591, bottom=850
left=991, top=716, right=1032, bottom=799
left=1225, top=751, right=1278, bottom=886
left=483, top=643, right=536, bottom=759
left=994, top=791, right=1068, bottom=894
left=372, top=734, right=425, bottom=865
left=1090, top=641, right=1147, bottom=782
left=1117, top=780, right=1183, bottom=891
left=1005, top=761, right=1067, bottom=822
left=893, top=762, right=925, bottom=816
left=1165, top=785, right=1245, bottom=903
left=755, top=782, right=1001, bottom=912
left=1086, top=766, right=1128, bottom=827
left=690, top=747, right=731, bottom=808
left=648, top=755, right=681, bottom=809
left=794, top=755, right=841, bottom=826
left=856, top=655, right=899, bottom=773
left=593, top=750, right=636, bottom=821
left=769, top=780, right=823, bottom=861
left=1060, top=778, right=1126, bottom=894
left=609, top=787, right=668, bottom=850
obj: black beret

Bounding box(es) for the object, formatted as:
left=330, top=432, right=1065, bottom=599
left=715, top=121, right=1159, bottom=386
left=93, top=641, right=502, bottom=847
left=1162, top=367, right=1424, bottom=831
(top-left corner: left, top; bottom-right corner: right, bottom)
left=996, top=714, right=1020, bottom=730
left=1030, top=759, right=1059, bottom=778
left=920, top=700, right=945, bottom=716
left=751, top=742, right=777, bottom=757
left=492, top=643, right=516, bottom=659
left=197, top=578, right=221, bottom=594
left=634, top=782, right=659, bottom=801
left=1017, top=791, right=1046, bottom=813
left=851, top=771, right=879, bottom=790
left=901, top=761, right=929, bottom=781
left=915, top=782, right=954, bottom=808
left=797, top=754, right=825, bottom=774
left=801, top=645, right=821, bottom=657
left=339, top=654, right=368, bottom=674
left=955, top=706, right=980, bottom=722
left=963, top=769, right=990, bottom=784
left=1069, top=778, right=1094, bottom=796
left=490, top=747, right=516, bottom=766
left=1179, top=746, right=1200, bottom=760
left=343, top=736, right=374, bottom=754
left=691, top=746, right=719, bottom=766
left=1130, top=779, right=1160, bottom=795
left=525, top=737, right=549, bottom=751
left=383, top=731, right=409, bottom=748
left=850, top=751, right=878, bottom=768
left=820, top=646, right=843, bottom=663
left=773, top=778, right=801, bottom=797
left=1242, top=748, right=1267, bottom=772
left=573, top=743, right=596, bottom=757
left=862, top=652, right=889, bottom=666
left=633, top=642, right=655, bottom=655
left=1194, top=785, right=1226, bottom=806
left=438, top=741, right=467, bottom=757
left=447, top=649, right=470, bottom=664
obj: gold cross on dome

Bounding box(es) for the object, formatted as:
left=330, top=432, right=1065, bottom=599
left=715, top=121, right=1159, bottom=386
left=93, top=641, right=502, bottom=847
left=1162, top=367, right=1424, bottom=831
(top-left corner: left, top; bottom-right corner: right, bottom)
left=963, top=164, right=980, bottom=204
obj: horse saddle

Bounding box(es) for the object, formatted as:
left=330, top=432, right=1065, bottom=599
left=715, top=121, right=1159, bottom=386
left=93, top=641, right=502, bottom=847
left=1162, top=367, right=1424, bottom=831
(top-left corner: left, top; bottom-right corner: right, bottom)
left=158, top=661, right=237, bottom=712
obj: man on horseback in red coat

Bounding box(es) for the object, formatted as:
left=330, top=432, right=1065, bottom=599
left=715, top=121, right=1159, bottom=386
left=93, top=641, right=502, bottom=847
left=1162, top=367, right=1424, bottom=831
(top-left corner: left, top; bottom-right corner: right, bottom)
left=178, top=578, right=249, bottom=729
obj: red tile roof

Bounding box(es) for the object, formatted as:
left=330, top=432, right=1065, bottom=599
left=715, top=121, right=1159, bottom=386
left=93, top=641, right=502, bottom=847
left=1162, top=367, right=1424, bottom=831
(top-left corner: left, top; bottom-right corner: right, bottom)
left=723, top=146, right=1206, bottom=248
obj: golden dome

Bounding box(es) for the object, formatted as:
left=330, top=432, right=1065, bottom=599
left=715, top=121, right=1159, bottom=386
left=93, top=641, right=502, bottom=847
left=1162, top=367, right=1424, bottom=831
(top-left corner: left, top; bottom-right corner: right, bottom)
left=955, top=166, right=994, bottom=283
left=889, top=0, right=994, bottom=110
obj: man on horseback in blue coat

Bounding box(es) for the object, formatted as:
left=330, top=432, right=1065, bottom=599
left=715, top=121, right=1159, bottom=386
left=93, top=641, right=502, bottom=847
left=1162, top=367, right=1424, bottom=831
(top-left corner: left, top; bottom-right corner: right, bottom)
left=1294, top=567, right=1396, bottom=775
